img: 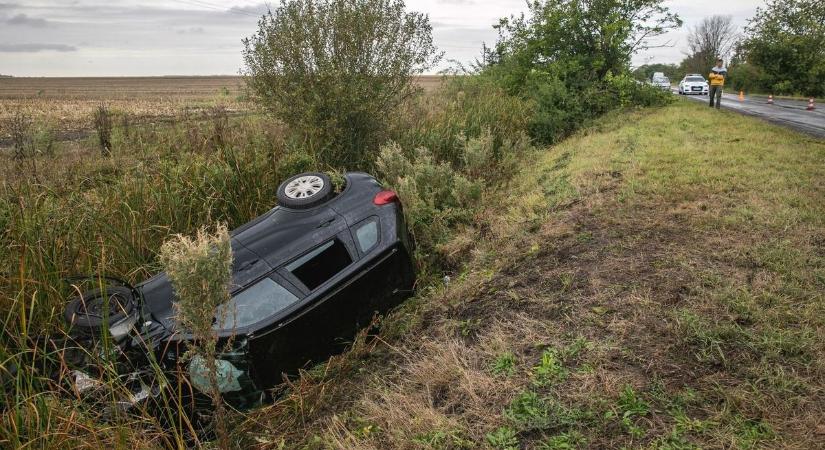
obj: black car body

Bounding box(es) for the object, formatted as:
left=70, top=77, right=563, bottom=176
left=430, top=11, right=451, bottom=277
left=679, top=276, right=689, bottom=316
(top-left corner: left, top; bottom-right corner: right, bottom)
left=64, top=172, right=415, bottom=410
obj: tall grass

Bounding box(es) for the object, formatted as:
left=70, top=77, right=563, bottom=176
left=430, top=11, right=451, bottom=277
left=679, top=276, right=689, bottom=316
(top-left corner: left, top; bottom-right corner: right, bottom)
left=1, top=110, right=311, bottom=447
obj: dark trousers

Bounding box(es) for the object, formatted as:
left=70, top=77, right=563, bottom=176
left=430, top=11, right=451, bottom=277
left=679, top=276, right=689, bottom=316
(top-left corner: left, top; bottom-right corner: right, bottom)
left=709, top=85, right=722, bottom=108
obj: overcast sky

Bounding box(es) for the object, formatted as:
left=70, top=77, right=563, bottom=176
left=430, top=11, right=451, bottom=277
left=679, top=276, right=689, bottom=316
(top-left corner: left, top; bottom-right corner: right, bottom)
left=0, top=0, right=763, bottom=77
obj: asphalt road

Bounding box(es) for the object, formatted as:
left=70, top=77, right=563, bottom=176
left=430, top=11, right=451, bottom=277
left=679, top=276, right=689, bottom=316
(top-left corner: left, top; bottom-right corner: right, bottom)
left=673, top=89, right=825, bottom=139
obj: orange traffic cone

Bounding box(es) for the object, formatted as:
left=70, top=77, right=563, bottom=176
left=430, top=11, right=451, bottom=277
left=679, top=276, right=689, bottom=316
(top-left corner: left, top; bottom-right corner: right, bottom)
left=738, top=90, right=745, bottom=101
left=767, top=95, right=774, bottom=104
left=807, top=98, right=815, bottom=111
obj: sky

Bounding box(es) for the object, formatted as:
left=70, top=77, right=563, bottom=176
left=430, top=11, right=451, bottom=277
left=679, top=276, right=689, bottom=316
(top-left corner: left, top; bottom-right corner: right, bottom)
left=0, top=0, right=764, bottom=77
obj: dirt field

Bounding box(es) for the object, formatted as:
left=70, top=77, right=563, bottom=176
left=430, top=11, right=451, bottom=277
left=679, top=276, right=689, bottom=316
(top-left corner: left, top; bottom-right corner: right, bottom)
left=0, top=75, right=444, bottom=144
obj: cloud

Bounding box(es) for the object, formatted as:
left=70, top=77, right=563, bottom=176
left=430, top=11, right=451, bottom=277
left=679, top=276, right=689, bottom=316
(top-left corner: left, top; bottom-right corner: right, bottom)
left=6, top=13, right=48, bottom=27
left=0, top=43, right=77, bottom=52
left=177, top=26, right=205, bottom=34
left=228, top=3, right=268, bottom=16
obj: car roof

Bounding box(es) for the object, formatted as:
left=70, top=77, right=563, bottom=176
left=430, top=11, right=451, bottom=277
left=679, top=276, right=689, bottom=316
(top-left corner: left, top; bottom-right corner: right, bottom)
left=139, top=172, right=385, bottom=332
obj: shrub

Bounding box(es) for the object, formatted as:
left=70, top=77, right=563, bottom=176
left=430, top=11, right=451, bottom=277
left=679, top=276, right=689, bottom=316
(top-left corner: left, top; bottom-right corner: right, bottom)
left=377, top=142, right=482, bottom=267
left=158, top=223, right=233, bottom=448
left=389, top=76, right=535, bottom=166
left=243, top=0, right=441, bottom=170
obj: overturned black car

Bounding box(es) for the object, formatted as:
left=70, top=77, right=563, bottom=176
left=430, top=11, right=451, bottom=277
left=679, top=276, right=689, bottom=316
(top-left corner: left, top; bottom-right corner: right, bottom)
left=64, top=171, right=415, bottom=412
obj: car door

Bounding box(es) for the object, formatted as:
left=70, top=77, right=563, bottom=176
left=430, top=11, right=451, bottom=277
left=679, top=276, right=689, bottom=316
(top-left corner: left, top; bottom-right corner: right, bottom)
left=247, top=229, right=364, bottom=387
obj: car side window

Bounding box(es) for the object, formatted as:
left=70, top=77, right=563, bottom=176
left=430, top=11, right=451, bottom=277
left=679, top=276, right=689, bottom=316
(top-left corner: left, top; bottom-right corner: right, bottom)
left=286, top=239, right=352, bottom=290
left=354, top=219, right=379, bottom=253
left=214, top=277, right=299, bottom=330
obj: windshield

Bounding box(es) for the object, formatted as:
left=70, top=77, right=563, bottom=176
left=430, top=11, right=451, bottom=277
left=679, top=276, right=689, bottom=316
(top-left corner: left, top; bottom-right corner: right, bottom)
left=214, top=277, right=299, bottom=330
left=686, top=77, right=705, bottom=82
left=653, top=77, right=669, bottom=83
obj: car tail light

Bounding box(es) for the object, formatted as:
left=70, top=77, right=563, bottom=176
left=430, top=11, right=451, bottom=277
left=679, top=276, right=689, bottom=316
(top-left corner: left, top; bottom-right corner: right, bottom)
left=374, top=190, right=398, bottom=205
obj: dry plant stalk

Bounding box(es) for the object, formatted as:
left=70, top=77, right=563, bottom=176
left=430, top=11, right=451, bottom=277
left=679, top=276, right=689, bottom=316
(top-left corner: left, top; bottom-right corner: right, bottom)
left=93, top=104, right=113, bottom=156
left=159, top=223, right=233, bottom=448
left=9, top=110, right=32, bottom=161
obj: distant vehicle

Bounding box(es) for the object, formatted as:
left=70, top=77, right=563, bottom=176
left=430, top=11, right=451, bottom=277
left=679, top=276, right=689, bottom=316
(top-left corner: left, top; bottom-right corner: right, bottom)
left=650, top=75, right=671, bottom=91
left=63, top=171, right=416, bottom=420
left=678, top=75, right=709, bottom=95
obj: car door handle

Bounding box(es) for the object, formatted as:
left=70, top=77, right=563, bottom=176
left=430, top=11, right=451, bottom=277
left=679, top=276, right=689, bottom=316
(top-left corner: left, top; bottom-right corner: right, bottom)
left=238, top=259, right=260, bottom=271
left=317, top=217, right=336, bottom=228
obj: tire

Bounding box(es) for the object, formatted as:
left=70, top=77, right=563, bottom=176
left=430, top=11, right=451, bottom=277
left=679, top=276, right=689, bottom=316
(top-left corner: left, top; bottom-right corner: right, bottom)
left=64, top=286, right=136, bottom=329
left=277, top=172, right=333, bottom=209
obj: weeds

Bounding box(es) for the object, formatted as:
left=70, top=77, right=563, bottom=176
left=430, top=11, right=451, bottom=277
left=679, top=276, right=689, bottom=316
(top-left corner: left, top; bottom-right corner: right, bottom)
left=532, top=348, right=567, bottom=386
left=491, top=352, right=516, bottom=377
left=605, top=386, right=650, bottom=438
left=486, top=426, right=519, bottom=450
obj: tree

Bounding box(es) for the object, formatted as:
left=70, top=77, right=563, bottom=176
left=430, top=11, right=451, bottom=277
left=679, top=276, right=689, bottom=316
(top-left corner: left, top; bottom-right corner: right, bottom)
left=482, top=0, right=678, bottom=144
left=682, top=15, right=737, bottom=74
left=737, top=0, right=825, bottom=96
left=243, top=0, right=441, bottom=169
left=490, top=0, right=682, bottom=86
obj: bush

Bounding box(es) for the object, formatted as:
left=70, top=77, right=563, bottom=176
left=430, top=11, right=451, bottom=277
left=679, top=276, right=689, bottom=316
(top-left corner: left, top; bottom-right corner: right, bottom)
left=159, top=223, right=233, bottom=448
left=389, top=76, right=535, bottom=166
left=243, top=0, right=441, bottom=170
left=377, top=142, right=482, bottom=264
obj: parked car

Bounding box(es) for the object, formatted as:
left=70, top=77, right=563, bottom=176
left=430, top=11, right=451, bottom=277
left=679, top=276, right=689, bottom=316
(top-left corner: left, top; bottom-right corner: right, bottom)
left=678, top=75, right=709, bottom=95
left=62, top=171, right=416, bottom=416
left=650, top=75, right=671, bottom=91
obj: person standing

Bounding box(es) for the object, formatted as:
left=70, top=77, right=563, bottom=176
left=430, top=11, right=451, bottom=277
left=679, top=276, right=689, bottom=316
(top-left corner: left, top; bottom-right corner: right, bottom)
left=708, top=58, right=727, bottom=109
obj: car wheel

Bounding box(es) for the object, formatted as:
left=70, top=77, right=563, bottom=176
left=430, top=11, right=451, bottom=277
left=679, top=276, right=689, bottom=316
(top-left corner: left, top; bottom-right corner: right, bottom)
left=276, top=172, right=333, bottom=209
left=64, top=286, right=136, bottom=329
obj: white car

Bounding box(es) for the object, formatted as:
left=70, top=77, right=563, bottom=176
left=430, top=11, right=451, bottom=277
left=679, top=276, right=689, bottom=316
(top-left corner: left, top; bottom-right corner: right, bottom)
left=678, top=75, right=709, bottom=95
left=650, top=76, right=671, bottom=91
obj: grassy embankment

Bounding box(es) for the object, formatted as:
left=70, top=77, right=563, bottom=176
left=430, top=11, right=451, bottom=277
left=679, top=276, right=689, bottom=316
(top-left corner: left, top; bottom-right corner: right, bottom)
left=238, top=100, right=825, bottom=449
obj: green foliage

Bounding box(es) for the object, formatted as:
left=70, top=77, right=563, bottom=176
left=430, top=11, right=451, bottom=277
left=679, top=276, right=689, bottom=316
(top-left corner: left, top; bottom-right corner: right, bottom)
left=377, top=110, right=532, bottom=274
left=538, top=431, right=586, bottom=450
left=505, top=391, right=552, bottom=430
left=482, top=0, right=677, bottom=143
left=491, top=352, right=517, bottom=376
left=389, top=76, right=535, bottom=166
left=486, top=426, right=519, bottom=450
left=377, top=143, right=482, bottom=254
left=725, top=62, right=763, bottom=93
left=737, top=0, right=825, bottom=96
left=413, top=428, right=474, bottom=448
left=733, top=417, right=774, bottom=449
left=488, top=0, right=681, bottom=85
left=504, top=390, right=589, bottom=436
left=605, top=385, right=650, bottom=438
left=243, top=0, right=441, bottom=169
left=532, top=348, right=567, bottom=386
